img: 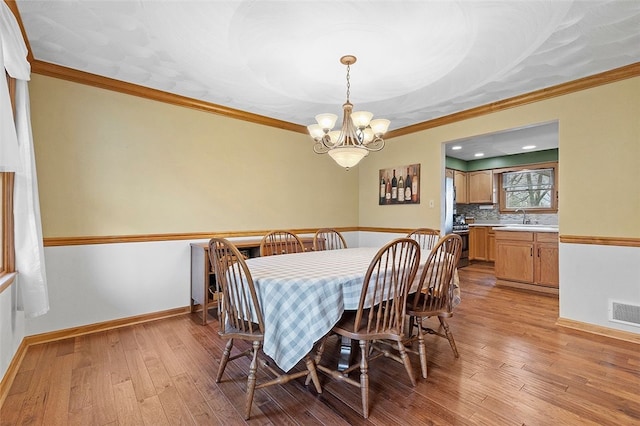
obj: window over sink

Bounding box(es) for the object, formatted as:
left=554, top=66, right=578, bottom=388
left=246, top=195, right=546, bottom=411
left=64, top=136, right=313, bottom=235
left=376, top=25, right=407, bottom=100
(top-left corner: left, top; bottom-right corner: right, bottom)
left=497, top=162, right=558, bottom=213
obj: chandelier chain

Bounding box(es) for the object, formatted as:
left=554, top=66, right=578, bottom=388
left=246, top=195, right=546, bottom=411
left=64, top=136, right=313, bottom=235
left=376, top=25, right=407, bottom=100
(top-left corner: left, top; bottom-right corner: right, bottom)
left=346, top=63, right=351, bottom=103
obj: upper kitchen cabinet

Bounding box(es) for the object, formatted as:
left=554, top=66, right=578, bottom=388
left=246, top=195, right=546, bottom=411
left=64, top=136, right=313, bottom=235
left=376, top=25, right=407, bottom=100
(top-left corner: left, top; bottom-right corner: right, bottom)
left=468, top=170, right=493, bottom=204
left=454, top=170, right=469, bottom=204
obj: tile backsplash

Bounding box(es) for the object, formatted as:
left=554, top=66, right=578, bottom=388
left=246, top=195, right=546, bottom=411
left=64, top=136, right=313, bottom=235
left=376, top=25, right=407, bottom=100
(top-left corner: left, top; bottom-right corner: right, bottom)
left=456, top=204, right=558, bottom=225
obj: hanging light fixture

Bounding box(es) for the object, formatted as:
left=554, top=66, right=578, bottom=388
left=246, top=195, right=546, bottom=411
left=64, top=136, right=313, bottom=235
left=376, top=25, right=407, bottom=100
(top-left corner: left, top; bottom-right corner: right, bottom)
left=307, top=55, right=390, bottom=170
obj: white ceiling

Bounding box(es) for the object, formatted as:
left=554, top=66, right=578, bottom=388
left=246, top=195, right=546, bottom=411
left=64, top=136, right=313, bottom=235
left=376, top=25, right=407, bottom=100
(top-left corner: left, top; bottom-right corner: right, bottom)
left=445, top=121, right=559, bottom=161
left=14, top=0, right=640, bottom=154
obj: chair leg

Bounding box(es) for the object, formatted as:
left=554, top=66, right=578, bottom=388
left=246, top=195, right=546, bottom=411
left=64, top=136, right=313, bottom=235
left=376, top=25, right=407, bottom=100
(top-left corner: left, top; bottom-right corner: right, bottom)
left=304, top=356, right=323, bottom=393
left=416, top=317, right=428, bottom=379
left=358, top=340, right=370, bottom=419
left=244, top=341, right=261, bottom=420
left=439, top=316, right=459, bottom=358
left=397, top=340, right=417, bottom=386
left=408, top=315, right=416, bottom=338
left=305, top=335, right=327, bottom=386
left=216, top=338, right=234, bottom=383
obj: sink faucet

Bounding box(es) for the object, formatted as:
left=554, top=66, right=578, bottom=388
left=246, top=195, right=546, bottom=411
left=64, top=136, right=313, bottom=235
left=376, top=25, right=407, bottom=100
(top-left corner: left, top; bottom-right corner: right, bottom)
left=515, top=209, right=530, bottom=224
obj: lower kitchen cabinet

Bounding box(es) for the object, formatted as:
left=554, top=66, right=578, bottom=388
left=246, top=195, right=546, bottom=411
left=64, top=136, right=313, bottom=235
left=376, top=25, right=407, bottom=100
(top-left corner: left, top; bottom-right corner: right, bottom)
left=494, top=230, right=559, bottom=291
left=534, top=233, right=560, bottom=287
left=469, top=226, right=495, bottom=262
left=487, top=228, right=496, bottom=262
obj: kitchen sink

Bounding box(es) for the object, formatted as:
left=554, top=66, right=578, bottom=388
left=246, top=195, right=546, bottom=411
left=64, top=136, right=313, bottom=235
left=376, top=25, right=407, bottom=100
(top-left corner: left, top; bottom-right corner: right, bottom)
left=497, top=224, right=558, bottom=232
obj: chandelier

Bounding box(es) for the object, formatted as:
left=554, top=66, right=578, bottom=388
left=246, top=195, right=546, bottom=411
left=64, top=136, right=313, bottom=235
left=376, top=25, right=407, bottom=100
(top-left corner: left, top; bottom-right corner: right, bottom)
left=307, top=55, right=390, bottom=170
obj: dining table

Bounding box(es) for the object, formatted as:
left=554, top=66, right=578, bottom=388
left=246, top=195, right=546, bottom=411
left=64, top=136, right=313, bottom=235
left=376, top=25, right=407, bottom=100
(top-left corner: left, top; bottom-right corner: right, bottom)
left=242, top=246, right=461, bottom=372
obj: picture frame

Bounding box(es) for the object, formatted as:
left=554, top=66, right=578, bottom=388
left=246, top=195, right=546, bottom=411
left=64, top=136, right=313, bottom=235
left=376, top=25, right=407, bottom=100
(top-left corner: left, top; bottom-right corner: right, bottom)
left=379, top=164, right=420, bottom=205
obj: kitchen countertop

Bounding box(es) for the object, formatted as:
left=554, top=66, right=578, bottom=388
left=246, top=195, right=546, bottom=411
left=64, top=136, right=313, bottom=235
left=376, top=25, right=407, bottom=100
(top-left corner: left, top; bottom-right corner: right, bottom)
left=468, top=222, right=559, bottom=233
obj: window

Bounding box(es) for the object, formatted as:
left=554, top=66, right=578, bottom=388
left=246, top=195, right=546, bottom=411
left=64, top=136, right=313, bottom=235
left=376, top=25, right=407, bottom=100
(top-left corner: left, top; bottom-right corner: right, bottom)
left=1, top=172, right=14, bottom=275
left=1, top=73, right=16, bottom=276
left=1, top=175, right=4, bottom=272
left=498, top=163, right=558, bottom=212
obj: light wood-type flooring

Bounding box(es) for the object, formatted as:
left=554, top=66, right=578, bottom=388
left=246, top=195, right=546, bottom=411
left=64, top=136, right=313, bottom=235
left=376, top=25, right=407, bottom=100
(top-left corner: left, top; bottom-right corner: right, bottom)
left=2, top=262, right=639, bottom=425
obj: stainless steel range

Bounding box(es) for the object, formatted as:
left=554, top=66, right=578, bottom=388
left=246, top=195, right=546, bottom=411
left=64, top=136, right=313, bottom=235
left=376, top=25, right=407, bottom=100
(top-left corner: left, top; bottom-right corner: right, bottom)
left=452, top=215, right=470, bottom=267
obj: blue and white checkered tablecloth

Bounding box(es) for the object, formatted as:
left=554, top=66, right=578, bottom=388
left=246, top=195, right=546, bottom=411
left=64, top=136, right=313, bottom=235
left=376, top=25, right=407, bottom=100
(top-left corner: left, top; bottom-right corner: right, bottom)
left=243, top=247, right=441, bottom=372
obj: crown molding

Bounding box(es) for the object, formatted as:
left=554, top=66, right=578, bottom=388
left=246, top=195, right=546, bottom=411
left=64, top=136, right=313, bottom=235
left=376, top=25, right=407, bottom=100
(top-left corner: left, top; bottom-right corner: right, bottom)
left=31, top=60, right=306, bottom=133
left=386, top=62, right=640, bottom=138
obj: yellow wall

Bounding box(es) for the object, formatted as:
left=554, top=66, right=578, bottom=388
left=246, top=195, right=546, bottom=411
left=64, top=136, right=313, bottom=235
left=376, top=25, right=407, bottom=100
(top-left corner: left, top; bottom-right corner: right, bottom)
left=29, top=74, right=639, bottom=239
left=29, top=75, right=359, bottom=237
left=360, top=76, right=640, bottom=239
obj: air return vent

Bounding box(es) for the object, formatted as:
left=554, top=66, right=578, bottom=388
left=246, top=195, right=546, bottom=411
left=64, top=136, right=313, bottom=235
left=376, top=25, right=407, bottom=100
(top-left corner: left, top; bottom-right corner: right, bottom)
left=609, top=301, right=640, bottom=327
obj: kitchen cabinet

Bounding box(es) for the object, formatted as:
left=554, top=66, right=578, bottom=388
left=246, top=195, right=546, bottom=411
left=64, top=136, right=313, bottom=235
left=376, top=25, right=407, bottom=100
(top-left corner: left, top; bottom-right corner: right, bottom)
left=454, top=170, right=468, bottom=204
left=468, top=170, right=493, bottom=203
left=534, top=232, right=560, bottom=287
left=469, top=226, right=488, bottom=261
left=190, top=237, right=315, bottom=324
left=494, top=230, right=559, bottom=291
left=487, top=228, right=496, bottom=262
left=469, top=226, right=497, bottom=262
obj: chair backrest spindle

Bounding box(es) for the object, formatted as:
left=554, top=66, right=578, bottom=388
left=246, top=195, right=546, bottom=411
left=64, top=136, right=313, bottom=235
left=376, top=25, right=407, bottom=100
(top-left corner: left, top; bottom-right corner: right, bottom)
left=353, top=238, right=420, bottom=336
left=313, top=228, right=347, bottom=251
left=209, top=238, right=265, bottom=334
left=260, top=230, right=306, bottom=256
left=409, top=234, right=462, bottom=313
left=407, top=228, right=441, bottom=251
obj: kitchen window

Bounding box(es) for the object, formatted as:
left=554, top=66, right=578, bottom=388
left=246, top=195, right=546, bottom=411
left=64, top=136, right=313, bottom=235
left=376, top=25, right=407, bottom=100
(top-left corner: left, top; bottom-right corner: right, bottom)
left=497, top=163, right=558, bottom=213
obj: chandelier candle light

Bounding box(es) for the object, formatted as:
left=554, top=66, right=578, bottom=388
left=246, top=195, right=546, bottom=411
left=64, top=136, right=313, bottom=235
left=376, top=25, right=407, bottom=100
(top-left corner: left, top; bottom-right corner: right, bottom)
left=307, top=55, right=390, bottom=170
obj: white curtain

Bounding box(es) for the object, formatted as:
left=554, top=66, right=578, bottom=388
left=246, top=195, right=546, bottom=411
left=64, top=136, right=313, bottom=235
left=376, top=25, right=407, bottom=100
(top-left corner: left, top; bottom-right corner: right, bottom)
left=1, top=2, right=49, bottom=317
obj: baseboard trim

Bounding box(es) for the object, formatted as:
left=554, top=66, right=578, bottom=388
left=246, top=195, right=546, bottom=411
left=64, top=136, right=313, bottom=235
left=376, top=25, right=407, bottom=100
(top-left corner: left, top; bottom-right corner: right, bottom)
left=0, top=339, right=29, bottom=408
left=495, top=279, right=559, bottom=295
left=0, top=306, right=190, bottom=407
left=23, top=306, right=191, bottom=346
left=556, top=317, right=640, bottom=345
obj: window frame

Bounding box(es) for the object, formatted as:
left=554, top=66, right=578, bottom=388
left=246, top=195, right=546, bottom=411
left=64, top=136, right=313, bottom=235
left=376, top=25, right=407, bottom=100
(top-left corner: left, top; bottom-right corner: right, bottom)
left=1, top=72, right=17, bottom=289
left=496, top=162, right=559, bottom=214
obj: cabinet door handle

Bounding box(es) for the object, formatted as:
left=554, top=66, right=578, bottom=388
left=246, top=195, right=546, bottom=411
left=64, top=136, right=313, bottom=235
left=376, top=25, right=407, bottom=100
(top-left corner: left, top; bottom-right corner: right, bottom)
left=530, top=247, right=533, bottom=256
left=538, top=248, right=541, bottom=257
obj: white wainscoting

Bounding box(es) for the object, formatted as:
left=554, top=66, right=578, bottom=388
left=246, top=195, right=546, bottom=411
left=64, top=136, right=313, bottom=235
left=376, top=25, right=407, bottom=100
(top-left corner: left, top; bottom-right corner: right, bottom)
left=0, top=282, right=25, bottom=381
left=23, top=233, right=639, bottom=344
left=358, top=231, right=406, bottom=248
left=559, top=242, right=640, bottom=335
left=26, top=240, right=195, bottom=336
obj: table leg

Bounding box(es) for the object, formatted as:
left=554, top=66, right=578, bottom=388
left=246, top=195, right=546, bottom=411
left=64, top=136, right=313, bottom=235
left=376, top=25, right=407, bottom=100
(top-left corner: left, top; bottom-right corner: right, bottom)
left=337, top=336, right=357, bottom=371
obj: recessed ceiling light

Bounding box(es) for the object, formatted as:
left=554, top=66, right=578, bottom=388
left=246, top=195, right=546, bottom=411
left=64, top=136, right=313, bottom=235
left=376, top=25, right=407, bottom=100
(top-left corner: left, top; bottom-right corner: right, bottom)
left=522, top=145, right=537, bottom=150
left=474, top=152, right=484, bottom=157
left=451, top=145, right=462, bottom=150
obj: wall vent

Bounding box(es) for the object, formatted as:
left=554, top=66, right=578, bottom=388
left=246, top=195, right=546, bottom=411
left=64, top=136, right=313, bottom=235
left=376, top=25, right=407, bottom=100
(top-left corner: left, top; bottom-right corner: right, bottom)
left=609, top=301, right=640, bottom=327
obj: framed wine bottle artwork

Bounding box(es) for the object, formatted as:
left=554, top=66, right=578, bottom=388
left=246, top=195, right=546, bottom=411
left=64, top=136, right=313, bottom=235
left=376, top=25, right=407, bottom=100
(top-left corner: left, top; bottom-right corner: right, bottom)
left=379, top=163, right=420, bottom=205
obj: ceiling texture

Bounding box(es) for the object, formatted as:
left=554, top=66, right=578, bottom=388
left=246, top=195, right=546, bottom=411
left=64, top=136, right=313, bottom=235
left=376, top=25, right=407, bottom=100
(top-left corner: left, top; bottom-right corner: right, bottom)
left=12, top=0, right=640, bottom=156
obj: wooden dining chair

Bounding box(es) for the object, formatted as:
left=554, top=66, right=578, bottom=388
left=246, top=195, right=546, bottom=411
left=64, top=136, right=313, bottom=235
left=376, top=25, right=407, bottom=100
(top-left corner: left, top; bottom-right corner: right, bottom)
left=259, top=230, right=306, bottom=257
left=405, top=233, right=462, bottom=379
left=311, top=238, right=421, bottom=419
left=313, top=228, right=347, bottom=251
left=407, top=227, right=441, bottom=251
left=208, top=237, right=322, bottom=420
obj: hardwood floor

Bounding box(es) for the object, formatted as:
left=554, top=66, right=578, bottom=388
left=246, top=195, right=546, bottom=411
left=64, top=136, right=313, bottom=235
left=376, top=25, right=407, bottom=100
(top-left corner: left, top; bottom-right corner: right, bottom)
left=2, top=263, right=639, bottom=425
